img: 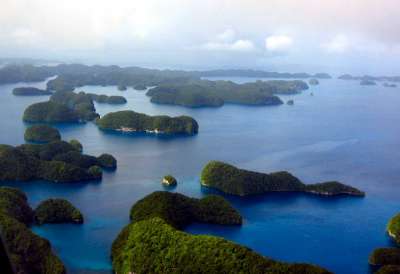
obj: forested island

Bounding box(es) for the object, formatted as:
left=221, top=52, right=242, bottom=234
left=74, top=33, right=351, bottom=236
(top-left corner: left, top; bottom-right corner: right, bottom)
left=12, top=86, right=52, bottom=96
left=111, top=191, right=331, bottom=274
left=383, top=83, right=397, bottom=88
left=23, top=90, right=128, bottom=123
left=0, top=64, right=324, bottom=109
left=162, top=175, right=177, bottom=186
left=24, top=125, right=61, bottom=142
left=130, top=191, right=242, bottom=228
left=0, top=187, right=66, bottom=273
left=146, top=79, right=308, bottom=107
left=87, top=93, right=127, bottom=104
left=34, top=198, right=84, bottom=224
left=200, top=161, right=365, bottom=196
left=360, top=79, right=377, bottom=86
left=96, top=110, right=199, bottom=135
left=0, top=129, right=117, bottom=183
left=338, top=74, right=400, bottom=82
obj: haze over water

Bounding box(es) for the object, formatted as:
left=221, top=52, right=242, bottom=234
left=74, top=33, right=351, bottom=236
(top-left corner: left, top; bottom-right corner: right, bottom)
left=0, top=76, right=399, bottom=273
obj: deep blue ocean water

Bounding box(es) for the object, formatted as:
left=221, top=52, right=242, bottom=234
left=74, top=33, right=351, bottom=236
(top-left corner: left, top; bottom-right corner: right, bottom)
left=0, top=77, right=399, bottom=274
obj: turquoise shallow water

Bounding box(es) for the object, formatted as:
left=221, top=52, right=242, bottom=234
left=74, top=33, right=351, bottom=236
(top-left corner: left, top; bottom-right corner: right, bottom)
left=0, top=77, right=399, bottom=273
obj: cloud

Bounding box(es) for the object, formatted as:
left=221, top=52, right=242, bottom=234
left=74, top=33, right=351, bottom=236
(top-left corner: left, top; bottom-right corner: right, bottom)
left=265, top=35, right=293, bottom=51
left=216, top=29, right=236, bottom=42
left=201, top=29, right=255, bottom=52
left=1, top=0, right=400, bottom=72
left=321, top=35, right=350, bottom=53
left=203, top=40, right=255, bottom=52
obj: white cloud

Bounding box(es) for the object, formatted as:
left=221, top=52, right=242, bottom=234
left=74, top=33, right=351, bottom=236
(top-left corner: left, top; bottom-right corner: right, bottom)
left=321, top=35, right=350, bottom=53
left=203, top=40, right=255, bottom=52
left=216, top=29, right=236, bottom=42
left=265, top=35, right=293, bottom=51
left=201, top=29, right=255, bottom=52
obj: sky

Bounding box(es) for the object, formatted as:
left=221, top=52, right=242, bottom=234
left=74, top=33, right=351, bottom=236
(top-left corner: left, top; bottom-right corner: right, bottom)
left=1, top=0, right=400, bottom=74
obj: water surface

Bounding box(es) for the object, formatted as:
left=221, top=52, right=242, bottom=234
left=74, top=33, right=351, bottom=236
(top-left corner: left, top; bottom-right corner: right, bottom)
left=0, top=78, right=399, bottom=273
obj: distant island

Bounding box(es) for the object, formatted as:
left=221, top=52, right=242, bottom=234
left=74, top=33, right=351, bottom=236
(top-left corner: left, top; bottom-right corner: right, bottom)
left=383, top=83, right=397, bottom=88
left=0, top=129, right=117, bottom=183
left=111, top=191, right=331, bottom=274
left=96, top=110, right=199, bottom=135
left=0, top=64, right=327, bottom=109
left=0, top=187, right=66, bottom=273
left=0, top=64, right=332, bottom=86
left=309, top=78, right=319, bottom=85
left=338, top=74, right=400, bottom=82
left=196, top=69, right=332, bottom=79
left=88, top=93, right=127, bottom=104
left=146, top=79, right=308, bottom=108
left=360, top=79, right=377, bottom=86
left=200, top=161, right=365, bottom=196
left=12, top=86, right=52, bottom=96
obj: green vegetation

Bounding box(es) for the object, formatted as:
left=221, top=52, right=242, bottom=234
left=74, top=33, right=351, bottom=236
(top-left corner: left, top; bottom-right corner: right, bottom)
left=129, top=191, right=242, bottom=229
left=97, top=153, right=117, bottom=169
left=34, top=198, right=83, bottom=224
left=387, top=213, right=400, bottom=245
left=96, top=110, right=199, bottom=135
left=369, top=214, right=400, bottom=272
left=377, top=265, right=400, bottom=274
left=50, top=90, right=99, bottom=121
left=200, top=161, right=365, bottom=196
left=112, top=191, right=330, bottom=273
left=24, top=125, right=61, bottom=143
left=23, top=90, right=115, bottom=123
left=162, top=175, right=177, bottom=186
left=12, top=86, right=52, bottom=96
left=369, top=248, right=400, bottom=266
left=0, top=187, right=66, bottom=274
left=52, top=151, right=99, bottom=168
left=111, top=217, right=331, bottom=274
left=0, top=64, right=53, bottom=84
left=309, top=78, right=319, bottom=85
left=88, top=165, right=103, bottom=178
left=69, top=139, right=83, bottom=152
left=23, top=101, right=80, bottom=123
left=146, top=79, right=307, bottom=107
left=88, top=93, right=127, bottom=104
left=0, top=136, right=117, bottom=183
left=0, top=187, right=34, bottom=224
